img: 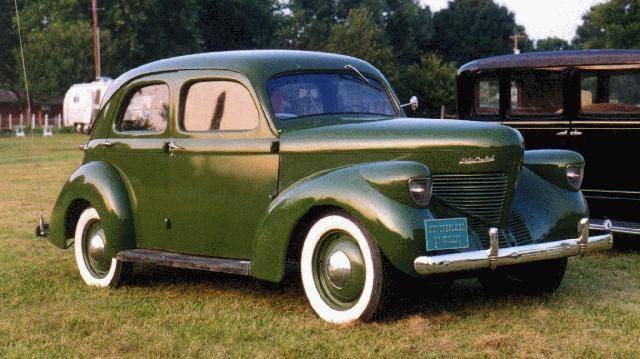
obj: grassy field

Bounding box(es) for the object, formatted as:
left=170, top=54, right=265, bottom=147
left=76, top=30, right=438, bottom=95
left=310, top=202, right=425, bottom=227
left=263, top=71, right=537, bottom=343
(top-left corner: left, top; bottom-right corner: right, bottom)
left=1, top=134, right=640, bottom=357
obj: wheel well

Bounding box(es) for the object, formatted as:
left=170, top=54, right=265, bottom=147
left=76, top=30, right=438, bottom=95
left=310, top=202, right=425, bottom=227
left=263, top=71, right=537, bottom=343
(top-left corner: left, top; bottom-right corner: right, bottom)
left=65, top=199, right=91, bottom=238
left=286, top=205, right=343, bottom=263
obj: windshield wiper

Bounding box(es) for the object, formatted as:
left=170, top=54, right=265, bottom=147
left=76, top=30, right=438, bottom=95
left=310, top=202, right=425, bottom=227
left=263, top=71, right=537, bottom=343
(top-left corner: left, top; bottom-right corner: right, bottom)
left=344, top=64, right=383, bottom=92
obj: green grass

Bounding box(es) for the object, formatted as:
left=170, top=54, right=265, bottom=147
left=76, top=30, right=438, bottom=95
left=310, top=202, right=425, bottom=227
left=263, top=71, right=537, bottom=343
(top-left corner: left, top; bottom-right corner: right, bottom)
left=1, top=134, right=640, bottom=357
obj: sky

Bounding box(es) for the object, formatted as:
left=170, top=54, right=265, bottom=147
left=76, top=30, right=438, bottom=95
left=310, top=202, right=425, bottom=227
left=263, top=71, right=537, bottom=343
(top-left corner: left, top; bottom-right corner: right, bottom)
left=421, top=0, right=608, bottom=41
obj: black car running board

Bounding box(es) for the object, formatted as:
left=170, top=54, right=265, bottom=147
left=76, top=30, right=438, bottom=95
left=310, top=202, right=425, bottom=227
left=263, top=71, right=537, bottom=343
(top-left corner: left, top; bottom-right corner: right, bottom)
left=116, top=249, right=251, bottom=275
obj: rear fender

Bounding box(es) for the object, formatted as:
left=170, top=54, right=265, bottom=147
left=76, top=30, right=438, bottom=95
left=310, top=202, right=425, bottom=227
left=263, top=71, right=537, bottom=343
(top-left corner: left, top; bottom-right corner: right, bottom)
left=48, top=161, right=135, bottom=258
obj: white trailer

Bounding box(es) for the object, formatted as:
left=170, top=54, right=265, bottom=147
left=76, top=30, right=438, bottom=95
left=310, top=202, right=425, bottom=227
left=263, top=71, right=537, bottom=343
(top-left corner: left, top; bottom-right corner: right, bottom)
left=63, top=77, right=113, bottom=133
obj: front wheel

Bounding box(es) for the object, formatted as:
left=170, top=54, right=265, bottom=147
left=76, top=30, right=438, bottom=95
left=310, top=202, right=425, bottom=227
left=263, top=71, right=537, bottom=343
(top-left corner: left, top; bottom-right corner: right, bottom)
left=479, top=257, right=568, bottom=296
left=74, top=207, right=129, bottom=287
left=300, top=212, right=384, bottom=324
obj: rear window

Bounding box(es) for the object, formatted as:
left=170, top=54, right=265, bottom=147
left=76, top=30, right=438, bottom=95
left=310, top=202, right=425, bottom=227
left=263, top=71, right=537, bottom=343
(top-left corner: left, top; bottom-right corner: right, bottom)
left=509, top=71, right=563, bottom=116
left=182, top=81, right=259, bottom=131
left=474, top=78, right=499, bottom=115
left=119, top=84, right=169, bottom=132
left=580, top=71, right=640, bottom=114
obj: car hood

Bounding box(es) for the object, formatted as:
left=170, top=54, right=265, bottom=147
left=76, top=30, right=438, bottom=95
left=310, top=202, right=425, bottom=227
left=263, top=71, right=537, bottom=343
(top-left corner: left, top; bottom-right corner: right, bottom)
left=278, top=117, right=524, bottom=153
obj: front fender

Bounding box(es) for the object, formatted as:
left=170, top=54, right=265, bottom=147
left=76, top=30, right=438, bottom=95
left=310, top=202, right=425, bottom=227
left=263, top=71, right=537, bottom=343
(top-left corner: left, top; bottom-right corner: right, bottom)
left=48, top=161, right=135, bottom=258
left=512, top=166, right=588, bottom=243
left=250, top=161, right=431, bottom=282
left=523, top=149, right=584, bottom=191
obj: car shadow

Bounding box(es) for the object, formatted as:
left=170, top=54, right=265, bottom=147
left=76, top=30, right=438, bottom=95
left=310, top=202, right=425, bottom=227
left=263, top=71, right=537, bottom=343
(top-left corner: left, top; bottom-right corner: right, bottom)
left=123, top=263, right=567, bottom=323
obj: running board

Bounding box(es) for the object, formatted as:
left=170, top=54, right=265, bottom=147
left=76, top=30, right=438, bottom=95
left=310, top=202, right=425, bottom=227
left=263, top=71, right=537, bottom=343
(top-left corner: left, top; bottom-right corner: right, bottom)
left=116, top=249, right=251, bottom=275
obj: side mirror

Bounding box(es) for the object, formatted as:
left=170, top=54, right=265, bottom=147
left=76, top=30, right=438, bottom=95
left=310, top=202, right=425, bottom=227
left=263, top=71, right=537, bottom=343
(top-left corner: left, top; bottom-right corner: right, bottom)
left=401, top=96, right=419, bottom=111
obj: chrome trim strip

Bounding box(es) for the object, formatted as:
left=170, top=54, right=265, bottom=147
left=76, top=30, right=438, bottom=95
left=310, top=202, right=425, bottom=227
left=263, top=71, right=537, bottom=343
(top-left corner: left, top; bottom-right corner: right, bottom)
left=500, top=121, right=570, bottom=126
left=414, top=218, right=612, bottom=276
left=590, top=223, right=640, bottom=235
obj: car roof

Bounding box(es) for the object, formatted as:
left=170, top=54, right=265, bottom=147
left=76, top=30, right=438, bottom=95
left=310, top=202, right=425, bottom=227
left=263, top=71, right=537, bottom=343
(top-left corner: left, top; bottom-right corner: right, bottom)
left=458, top=49, right=640, bottom=74
left=101, top=50, right=383, bottom=109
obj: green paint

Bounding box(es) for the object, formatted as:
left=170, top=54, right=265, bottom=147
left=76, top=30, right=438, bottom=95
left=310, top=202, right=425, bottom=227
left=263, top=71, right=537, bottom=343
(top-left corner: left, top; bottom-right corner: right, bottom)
left=47, top=50, right=589, bottom=283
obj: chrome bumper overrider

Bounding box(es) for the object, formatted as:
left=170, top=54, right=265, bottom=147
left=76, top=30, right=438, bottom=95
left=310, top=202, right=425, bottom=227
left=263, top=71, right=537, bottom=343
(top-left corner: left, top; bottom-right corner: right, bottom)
left=414, top=218, right=612, bottom=276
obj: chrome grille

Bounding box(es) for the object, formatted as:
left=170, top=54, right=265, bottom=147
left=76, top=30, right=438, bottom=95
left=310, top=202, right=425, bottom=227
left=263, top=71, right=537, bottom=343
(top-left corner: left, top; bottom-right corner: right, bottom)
left=432, top=173, right=509, bottom=224
left=469, top=211, right=533, bottom=250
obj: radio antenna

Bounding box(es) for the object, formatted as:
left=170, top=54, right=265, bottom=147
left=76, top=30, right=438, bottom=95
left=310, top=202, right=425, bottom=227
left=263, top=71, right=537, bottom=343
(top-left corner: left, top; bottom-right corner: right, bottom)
left=14, top=0, right=49, bottom=237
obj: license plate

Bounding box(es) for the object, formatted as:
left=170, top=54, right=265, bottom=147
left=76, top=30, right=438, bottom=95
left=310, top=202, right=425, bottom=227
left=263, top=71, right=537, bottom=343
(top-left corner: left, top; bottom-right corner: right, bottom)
left=425, top=218, right=469, bottom=251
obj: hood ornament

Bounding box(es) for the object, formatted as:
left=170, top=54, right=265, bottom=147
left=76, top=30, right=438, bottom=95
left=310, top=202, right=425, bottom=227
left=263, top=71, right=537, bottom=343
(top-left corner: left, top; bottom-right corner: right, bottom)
left=459, top=155, right=495, bottom=165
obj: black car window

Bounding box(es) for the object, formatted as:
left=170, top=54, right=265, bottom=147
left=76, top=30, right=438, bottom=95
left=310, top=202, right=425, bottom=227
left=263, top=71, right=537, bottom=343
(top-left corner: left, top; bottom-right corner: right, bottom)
left=580, top=71, right=640, bottom=115
left=182, top=81, right=259, bottom=131
left=118, top=84, right=169, bottom=132
left=266, top=73, right=396, bottom=120
left=473, top=78, right=499, bottom=115
left=509, top=71, right=563, bottom=116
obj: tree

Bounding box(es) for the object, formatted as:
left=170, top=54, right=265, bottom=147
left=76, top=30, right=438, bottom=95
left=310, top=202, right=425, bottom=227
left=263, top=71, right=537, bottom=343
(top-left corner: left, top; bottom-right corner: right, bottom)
left=326, top=7, right=396, bottom=76
left=574, top=0, right=640, bottom=49
left=101, top=0, right=202, bottom=77
left=431, top=0, right=525, bottom=65
left=196, top=0, right=279, bottom=52
left=284, top=0, right=386, bottom=50
left=394, top=54, right=457, bottom=116
left=535, top=37, right=574, bottom=51
left=0, top=1, right=18, bottom=92
left=384, top=0, right=433, bottom=65
left=7, top=0, right=106, bottom=102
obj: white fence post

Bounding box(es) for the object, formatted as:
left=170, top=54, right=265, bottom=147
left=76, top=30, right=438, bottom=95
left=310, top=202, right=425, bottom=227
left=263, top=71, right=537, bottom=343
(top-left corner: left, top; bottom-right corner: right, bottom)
left=8, top=114, right=12, bottom=131
left=43, top=114, right=53, bottom=136
left=57, top=114, right=62, bottom=129
left=16, top=114, right=25, bottom=137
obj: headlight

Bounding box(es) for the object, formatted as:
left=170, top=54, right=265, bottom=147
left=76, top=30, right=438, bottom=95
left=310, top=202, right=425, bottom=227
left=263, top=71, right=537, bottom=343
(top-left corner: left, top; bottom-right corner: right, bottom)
left=408, top=177, right=432, bottom=207
left=566, top=165, right=584, bottom=190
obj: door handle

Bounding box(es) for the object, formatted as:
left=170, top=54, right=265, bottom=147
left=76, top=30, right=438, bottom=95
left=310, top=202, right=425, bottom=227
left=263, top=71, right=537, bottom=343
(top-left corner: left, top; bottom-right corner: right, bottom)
left=555, top=130, right=568, bottom=136
left=570, top=130, right=583, bottom=136
left=166, top=141, right=185, bottom=152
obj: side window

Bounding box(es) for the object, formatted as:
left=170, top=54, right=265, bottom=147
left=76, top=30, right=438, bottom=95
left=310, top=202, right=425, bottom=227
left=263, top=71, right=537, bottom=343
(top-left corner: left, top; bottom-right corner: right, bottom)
left=118, top=84, right=169, bottom=132
left=580, top=71, right=640, bottom=115
left=474, top=78, right=500, bottom=115
left=509, top=71, right=563, bottom=115
left=182, top=81, right=259, bottom=131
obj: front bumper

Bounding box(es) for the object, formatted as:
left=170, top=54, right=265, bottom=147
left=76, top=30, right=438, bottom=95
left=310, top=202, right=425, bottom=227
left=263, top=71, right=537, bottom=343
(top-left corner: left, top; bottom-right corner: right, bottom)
left=414, top=218, right=612, bottom=276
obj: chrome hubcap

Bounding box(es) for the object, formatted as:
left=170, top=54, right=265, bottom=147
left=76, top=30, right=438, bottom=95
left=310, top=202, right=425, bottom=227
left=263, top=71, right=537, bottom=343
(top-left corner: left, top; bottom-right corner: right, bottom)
left=83, top=220, right=110, bottom=277
left=313, top=232, right=365, bottom=310
left=325, top=250, right=352, bottom=288
left=87, top=233, right=106, bottom=268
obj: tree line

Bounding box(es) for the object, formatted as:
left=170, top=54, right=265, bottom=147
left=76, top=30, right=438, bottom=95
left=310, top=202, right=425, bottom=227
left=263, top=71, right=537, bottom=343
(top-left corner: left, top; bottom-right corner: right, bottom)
left=1, top=0, right=638, bottom=116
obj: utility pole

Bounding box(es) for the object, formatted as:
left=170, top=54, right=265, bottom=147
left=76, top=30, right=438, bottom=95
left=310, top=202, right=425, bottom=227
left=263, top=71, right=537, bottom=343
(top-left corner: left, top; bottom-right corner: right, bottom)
left=510, top=33, right=525, bottom=55
left=91, top=0, right=101, bottom=80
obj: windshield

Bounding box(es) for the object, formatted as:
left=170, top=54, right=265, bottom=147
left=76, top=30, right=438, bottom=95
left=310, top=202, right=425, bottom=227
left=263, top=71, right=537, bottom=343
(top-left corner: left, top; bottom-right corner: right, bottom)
left=267, top=73, right=397, bottom=120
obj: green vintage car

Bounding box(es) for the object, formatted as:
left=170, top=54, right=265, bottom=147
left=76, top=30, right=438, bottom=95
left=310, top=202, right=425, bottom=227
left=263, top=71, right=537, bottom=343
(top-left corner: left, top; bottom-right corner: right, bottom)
left=39, top=50, right=612, bottom=324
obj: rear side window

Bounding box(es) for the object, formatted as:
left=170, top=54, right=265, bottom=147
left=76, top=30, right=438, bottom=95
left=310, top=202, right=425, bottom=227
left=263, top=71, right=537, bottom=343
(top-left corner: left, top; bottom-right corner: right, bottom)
left=474, top=78, right=499, bottom=115
left=119, top=84, right=169, bottom=132
left=509, top=71, right=563, bottom=115
left=182, top=81, right=259, bottom=131
left=580, top=71, right=640, bottom=114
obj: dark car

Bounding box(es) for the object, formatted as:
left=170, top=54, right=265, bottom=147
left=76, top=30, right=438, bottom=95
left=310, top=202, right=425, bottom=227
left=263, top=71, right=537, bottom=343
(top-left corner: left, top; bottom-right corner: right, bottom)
left=457, top=49, right=640, bottom=235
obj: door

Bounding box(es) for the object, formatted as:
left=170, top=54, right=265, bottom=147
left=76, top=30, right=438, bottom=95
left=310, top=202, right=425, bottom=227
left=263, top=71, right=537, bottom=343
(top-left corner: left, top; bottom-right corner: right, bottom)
left=166, top=74, right=279, bottom=259
left=104, top=80, right=172, bottom=250
left=499, top=69, right=570, bottom=150
left=568, top=67, right=640, bottom=222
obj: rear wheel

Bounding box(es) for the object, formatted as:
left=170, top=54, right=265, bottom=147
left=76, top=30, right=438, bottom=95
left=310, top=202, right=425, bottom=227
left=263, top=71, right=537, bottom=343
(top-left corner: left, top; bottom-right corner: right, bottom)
left=300, top=212, right=384, bottom=324
left=74, top=208, right=129, bottom=287
left=479, top=258, right=567, bottom=296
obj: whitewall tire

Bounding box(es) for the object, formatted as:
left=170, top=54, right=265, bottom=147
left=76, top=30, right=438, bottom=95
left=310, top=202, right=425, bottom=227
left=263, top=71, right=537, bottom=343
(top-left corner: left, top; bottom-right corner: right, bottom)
left=74, top=207, right=126, bottom=287
left=300, top=212, right=384, bottom=324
